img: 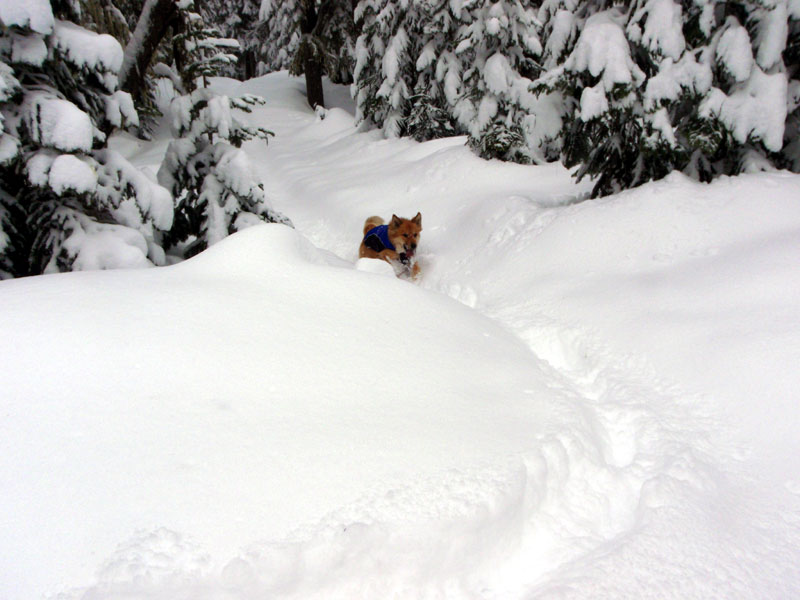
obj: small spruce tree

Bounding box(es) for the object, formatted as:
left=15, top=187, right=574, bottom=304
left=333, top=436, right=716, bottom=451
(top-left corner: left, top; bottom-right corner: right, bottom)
left=0, top=0, right=173, bottom=277
left=404, top=1, right=463, bottom=142
left=157, top=0, right=291, bottom=259
left=453, top=0, right=543, bottom=162
left=353, top=0, right=426, bottom=137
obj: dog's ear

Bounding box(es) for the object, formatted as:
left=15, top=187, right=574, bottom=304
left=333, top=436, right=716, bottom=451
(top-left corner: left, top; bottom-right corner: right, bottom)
left=413, top=212, right=422, bottom=227
left=391, top=214, right=403, bottom=226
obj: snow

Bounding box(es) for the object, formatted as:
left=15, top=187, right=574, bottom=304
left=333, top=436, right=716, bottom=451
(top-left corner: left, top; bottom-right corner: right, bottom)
left=578, top=83, right=608, bottom=121
left=0, top=132, right=19, bottom=164
left=104, top=90, right=139, bottom=129
left=0, top=62, right=20, bottom=103
left=520, top=91, right=563, bottom=153
left=52, top=19, right=124, bottom=76
left=258, top=0, right=275, bottom=20
left=23, top=93, right=94, bottom=153
left=648, top=106, right=676, bottom=145
left=381, top=28, right=408, bottom=87
left=542, top=10, right=576, bottom=66
left=207, top=95, right=234, bottom=139
left=415, top=41, right=436, bottom=70
left=476, top=95, right=498, bottom=131
left=443, top=62, right=462, bottom=105
left=2, top=72, right=800, bottom=598
left=486, top=16, right=502, bottom=36
left=25, top=150, right=55, bottom=186
left=483, top=52, right=511, bottom=94
left=644, top=53, right=712, bottom=109
left=95, top=149, right=174, bottom=232
left=10, top=32, right=48, bottom=66
left=701, top=67, right=788, bottom=152
left=56, top=213, right=152, bottom=272
left=0, top=0, right=54, bottom=34
left=716, top=22, right=754, bottom=82
left=48, top=154, right=97, bottom=195
left=564, top=10, right=645, bottom=91
left=210, top=144, right=262, bottom=200
left=629, top=0, right=685, bottom=60
left=754, top=0, right=789, bottom=70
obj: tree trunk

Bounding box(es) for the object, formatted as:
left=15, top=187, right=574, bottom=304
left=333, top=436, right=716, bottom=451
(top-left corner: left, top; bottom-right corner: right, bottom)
left=119, top=0, right=178, bottom=101
left=240, top=48, right=257, bottom=80
left=304, top=58, right=325, bottom=109
left=300, top=0, right=324, bottom=109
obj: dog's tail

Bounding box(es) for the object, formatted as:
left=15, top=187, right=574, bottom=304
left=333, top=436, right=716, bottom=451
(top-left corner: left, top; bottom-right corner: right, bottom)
left=363, top=216, right=384, bottom=236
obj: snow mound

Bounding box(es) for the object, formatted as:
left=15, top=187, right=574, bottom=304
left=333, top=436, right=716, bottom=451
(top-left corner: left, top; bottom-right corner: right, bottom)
left=0, top=224, right=599, bottom=599
left=355, top=256, right=396, bottom=276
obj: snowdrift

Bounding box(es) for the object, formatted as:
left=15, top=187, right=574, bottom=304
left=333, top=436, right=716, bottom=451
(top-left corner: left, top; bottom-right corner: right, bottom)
left=1, top=224, right=594, bottom=599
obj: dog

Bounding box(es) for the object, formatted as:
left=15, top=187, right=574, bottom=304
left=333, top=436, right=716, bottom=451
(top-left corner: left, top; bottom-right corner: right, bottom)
left=359, top=213, right=422, bottom=279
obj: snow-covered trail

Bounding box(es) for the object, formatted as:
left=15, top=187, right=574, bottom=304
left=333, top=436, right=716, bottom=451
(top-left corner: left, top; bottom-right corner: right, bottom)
left=235, top=78, right=658, bottom=592
left=232, top=74, right=800, bottom=596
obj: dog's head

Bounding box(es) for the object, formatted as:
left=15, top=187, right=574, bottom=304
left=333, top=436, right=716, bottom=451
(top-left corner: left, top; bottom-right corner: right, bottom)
left=388, top=213, right=422, bottom=258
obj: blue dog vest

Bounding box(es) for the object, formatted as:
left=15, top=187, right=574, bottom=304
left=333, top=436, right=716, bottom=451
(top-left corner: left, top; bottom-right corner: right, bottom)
left=363, top=224, right=395, bottom=252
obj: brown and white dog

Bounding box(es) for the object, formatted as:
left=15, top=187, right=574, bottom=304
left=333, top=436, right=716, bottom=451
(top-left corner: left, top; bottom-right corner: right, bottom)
left=359, top=213, right=422, bottom=279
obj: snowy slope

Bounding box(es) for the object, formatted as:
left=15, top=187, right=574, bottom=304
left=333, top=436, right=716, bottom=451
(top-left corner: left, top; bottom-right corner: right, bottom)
left=0, top=224, right=586, bottom=599
left=2, top=72, right=800, bottom=598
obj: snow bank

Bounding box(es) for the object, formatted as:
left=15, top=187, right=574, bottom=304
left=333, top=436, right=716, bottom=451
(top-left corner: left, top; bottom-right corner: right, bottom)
left=489, top=172, right=800, bottom=473
left=0, top=224, right=593, bottom=599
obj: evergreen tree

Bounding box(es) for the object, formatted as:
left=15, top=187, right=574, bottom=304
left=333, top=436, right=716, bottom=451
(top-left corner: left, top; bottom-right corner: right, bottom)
left=157, top=0, right=291, bottom=259
left=534, top=7, right=652, bottom=195
left=78, top=0, right=134, bottom=41
left=254, top=0, right=300, bottom=75
left=688, top=0, right=799, bottom=175
left=783, top=1, right=800, bottom=170
left=171, top=5, right=240, bottom=93
left=354, top=0, right=548, bottom=161
left=200, top=0, right=261, bottom=79
left=255, top=0, right=357, bottom=107
left=533, top=0, right=800, bottom=196
left=316, top=0, right=359, bottom=84
left=452, top=0, right=543, bottom=162
left=404, top=0, right=462, bottom=141
left=118, top=0, right=184, bottom=130
left=0, top=0, right=173, bottom=277
left=353, top=0, right=426, bottom=137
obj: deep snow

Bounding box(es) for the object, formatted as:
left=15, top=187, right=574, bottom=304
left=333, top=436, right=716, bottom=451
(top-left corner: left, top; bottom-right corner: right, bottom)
left=2, top=72, right=800, bottom=598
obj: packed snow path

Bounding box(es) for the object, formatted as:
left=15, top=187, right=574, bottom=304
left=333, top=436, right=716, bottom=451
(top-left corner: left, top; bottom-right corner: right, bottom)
left=3, top=73, right=800, bottom=599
